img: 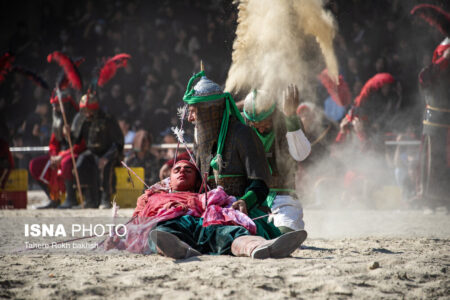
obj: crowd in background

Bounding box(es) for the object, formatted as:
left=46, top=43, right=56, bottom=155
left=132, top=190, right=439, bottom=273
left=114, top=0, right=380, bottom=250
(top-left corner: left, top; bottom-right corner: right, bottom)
left=1, top=0, right=449, bottom=202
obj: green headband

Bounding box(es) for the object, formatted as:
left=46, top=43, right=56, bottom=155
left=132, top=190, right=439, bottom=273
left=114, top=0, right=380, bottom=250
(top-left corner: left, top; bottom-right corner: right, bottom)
left=243, top=90, right=276, bottom=122
left=183, top=71, right=244, bottom=171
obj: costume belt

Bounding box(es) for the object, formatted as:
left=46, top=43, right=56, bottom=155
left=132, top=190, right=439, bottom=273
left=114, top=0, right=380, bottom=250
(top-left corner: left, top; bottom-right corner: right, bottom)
left=423, top=105, right=450, bottom=128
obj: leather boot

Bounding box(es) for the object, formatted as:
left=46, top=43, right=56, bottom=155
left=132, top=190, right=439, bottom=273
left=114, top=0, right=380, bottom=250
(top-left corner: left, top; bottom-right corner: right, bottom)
left=36, top=181, right=59, bottom=209
left=99, top=192, right=112, bottom=209
left=149, top=230, right=201, bottom=259
left=231, top=230, right=307, bottom=259
left=82, top=186, right=99, bottom=208
left=58, top=180, right=78, bottom=209
left=37, top=199, right=60, bottom=209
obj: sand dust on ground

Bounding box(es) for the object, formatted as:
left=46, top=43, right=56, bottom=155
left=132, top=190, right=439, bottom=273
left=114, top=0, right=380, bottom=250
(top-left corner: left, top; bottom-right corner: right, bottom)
left=0, top=192, right=448, bottom=299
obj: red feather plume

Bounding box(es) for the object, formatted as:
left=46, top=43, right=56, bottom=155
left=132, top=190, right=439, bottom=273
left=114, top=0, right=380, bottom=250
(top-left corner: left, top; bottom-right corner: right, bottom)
left=58, top=57, right=85, bottom=90
left=47, top=51, right=82, bottom=90
left=411, top=4, right=450, bottom=37
left=0, top=52, right=15, bottom=83
left=97, top=53, right=131, bottom=87
left=354, top=73, right=395, bottom=108
left=318, top=69, right=352, bottom=107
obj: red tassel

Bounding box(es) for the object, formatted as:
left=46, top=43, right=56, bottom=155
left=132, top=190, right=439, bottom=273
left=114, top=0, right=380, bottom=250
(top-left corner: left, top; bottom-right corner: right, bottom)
left=354, top=73, right=395, bottom=107
left=0, top=52, right=15, bottom=83
left=318, top=69, right=352, bottom=107
left=47, top=51, right=82, bottom=90
left=97, top=53, right=131, bottom=87
left=411, top=4, right=450, bottom=37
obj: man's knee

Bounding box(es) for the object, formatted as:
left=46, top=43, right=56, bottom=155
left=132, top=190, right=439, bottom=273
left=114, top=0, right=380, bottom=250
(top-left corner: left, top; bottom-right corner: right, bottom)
left=60, top=156, right=74, bottom=180
left=29, top=155, right=49, bottom=179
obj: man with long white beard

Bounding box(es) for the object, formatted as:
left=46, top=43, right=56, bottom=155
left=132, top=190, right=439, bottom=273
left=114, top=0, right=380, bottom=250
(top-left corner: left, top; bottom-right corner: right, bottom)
left=184, top=70, right=309, bottom=246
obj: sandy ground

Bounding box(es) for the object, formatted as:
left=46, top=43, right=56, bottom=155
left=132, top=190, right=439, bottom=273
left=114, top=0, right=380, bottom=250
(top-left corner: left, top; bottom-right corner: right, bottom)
left=0, top=191, right=449, bottom=299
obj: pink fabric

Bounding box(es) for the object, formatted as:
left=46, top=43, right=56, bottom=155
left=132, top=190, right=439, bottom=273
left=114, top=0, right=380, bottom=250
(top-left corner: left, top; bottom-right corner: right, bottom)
left=120, top=187, right=256, bottom=254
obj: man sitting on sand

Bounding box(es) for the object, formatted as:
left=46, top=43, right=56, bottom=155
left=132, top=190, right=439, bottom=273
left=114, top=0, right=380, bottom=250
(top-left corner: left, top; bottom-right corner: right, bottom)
left=105, top=160, right=307, bottom=259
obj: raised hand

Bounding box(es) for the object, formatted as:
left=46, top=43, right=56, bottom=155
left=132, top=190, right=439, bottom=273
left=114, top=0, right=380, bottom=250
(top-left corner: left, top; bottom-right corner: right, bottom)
left=282, top=84, right=300, bottom=117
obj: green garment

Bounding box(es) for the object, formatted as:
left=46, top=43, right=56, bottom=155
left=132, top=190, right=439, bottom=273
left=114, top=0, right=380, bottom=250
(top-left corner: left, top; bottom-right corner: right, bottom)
left=183, top=70, right=245, bottom=171
left=254, top=130, right=276, bottom=153
left=249, top=208, right=282, bottom=239
left=243, top=90, right=277, bottom=122
left=149, top=215, right=250, bottom=255
left=285, top=114, right=302, bottom=132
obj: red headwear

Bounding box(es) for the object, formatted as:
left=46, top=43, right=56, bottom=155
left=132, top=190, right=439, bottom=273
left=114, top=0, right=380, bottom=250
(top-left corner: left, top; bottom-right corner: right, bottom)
left=296, top=103, right=312, bottom=116
left=49, top=89, right=79, bottom=110
left=79, top=92, right=99, bottom=110
left=172, top=160, right=197, bottom=170
left=432, top=38, right=450, bottom=64
left=318, top=69, right=351, bottom=107
left=411, top=4, right=450, bottom=64
left=354, top=73, right=395, bottom=108
left=97, top=53, right=131, bottom=87
left=47, top=52, right=83, bottom=91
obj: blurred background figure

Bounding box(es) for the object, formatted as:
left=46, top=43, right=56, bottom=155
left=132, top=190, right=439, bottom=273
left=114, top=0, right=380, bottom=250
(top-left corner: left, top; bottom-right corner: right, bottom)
left=125, top=130, right=160, bottom=187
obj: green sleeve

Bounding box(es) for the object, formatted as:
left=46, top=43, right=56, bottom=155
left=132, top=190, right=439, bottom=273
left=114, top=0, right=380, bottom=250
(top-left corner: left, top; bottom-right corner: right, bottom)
left=240, top=179, right=269, bottom=210
left=285, top=115, right=301, bottom=132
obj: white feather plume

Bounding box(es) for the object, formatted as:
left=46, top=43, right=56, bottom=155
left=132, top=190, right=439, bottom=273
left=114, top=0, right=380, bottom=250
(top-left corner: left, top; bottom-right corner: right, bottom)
left=171, top=126, right=185, bottom=144
left=177, top=105, right=188, bottom=121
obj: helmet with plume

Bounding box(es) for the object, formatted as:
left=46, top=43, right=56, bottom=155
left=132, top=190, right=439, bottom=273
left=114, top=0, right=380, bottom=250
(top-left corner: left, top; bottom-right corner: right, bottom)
left=411, top=4, right=450, bottom=63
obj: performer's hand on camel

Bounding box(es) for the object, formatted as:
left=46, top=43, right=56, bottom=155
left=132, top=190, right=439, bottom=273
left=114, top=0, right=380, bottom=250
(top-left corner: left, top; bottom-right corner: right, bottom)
left=232, top=199, right=248, bottom=215
left=282, top=84, right=300, bottom=116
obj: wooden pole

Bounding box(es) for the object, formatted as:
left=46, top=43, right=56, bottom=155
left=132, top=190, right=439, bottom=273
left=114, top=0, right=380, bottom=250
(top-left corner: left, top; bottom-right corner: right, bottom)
left=56, top=87, right=84, bottom=207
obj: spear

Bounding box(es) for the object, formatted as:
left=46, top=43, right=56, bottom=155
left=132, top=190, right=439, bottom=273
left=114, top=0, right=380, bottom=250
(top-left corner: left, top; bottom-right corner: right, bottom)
left=120, top=161, right=150, bottom=189
left=171, top=126, right=197, bottom=166
left=174, top=105, right=188, bottom=163
left=56, top=87, right=84, bottom=207
left=251, top=208, right=280, bottom=221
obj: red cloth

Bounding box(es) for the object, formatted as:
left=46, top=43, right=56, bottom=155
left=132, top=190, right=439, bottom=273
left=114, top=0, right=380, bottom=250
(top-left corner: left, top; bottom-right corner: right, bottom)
left=433, top=43, right=450, bottom=64
left=49, top=133, right=86, bottom=156
left=29, top=155, right=64, bottom=199
left=165, top=151, right=191, bottom=168
left=123, top=187, right=256, bottom=254
left=134, top=187, right=256, bottom=233
left=138, top=191, right=204, bottom=219
left=29, top=151, right=79, bottom=199
left=48, top=133, right=60, bottom=156
left=318, top=69, right=351, bottom=107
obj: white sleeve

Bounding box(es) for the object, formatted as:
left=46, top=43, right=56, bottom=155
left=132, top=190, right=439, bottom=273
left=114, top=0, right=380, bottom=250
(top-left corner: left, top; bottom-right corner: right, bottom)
left=285, top=129, right=311, bottom=161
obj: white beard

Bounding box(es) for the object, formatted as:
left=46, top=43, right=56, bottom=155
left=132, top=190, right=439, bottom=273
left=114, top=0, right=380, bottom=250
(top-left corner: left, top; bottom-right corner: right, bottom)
left=194, top=126, right=198, bottom=144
